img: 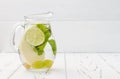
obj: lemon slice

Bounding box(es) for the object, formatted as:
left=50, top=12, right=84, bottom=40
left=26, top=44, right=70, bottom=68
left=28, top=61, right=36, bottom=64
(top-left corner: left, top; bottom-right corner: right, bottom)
left=19, top=37, right=45, bottom=65
left=25, top=25, right=45, bottom=46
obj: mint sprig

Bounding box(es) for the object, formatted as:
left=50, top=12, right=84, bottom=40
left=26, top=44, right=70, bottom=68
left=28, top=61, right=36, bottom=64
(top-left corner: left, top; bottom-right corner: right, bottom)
left=37, top=24, right=51, bottom=42
left=32, top=24, right=56, bottom=56
left=33, top=24, right=51, bottom=55
left=33, top=42, right=47, bottom=55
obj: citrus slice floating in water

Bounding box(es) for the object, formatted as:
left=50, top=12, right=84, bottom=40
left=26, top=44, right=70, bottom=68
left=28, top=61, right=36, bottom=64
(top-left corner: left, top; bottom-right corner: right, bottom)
left=19, top=37, right=45, bottom=65
left=32, top=60, right=44, bottom=69
left=32, top=59, right=53, bottom=69
left=25, top=25, right=45, bottom=46
left=43, top=59, right=53, bottom=68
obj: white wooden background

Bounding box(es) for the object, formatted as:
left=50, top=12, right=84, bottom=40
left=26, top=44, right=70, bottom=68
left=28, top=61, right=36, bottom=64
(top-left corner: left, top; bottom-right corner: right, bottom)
left=0, top=21, right=120, bottom=53
left=0, top=0, right=120, bottom=52
left=1, top=52, right=120, bottom=79
left=0, top=0, right=120, bottom=21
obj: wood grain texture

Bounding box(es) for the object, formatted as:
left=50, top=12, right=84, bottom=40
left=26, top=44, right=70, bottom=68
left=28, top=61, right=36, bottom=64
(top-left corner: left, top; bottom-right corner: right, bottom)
left=1, top=53, right=120, bottom=79
left=0, top=53, right=66, bottom=79
left=65, top=53, right=120, bottom=79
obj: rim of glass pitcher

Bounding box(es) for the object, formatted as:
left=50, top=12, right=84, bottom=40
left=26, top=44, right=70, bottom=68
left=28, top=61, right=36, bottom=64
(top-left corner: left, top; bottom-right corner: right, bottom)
left=24, top=12, right=53, bottom=21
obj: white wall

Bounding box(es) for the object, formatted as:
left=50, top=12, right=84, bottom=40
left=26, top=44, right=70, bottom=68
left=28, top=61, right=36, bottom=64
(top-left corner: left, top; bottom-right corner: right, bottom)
left=0, top=0, right=120, bottom=52
left=0, top=0, right=120, bottom=21
left=1, top=21, right=120, bottom=53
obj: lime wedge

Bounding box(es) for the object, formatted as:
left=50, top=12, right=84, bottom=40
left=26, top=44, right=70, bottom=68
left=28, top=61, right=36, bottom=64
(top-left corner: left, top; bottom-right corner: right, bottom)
left=32, top=59, right=53, bottom=69
left=25, top=26, right=45, bottom=46
left=43, top=59, right=53, bottom=68
left=32, top=60, right=44, bottom=69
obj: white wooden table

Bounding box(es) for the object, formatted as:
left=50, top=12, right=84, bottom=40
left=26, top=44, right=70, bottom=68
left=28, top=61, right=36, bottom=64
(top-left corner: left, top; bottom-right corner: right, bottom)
left=0, top=52, right=120, bottom=79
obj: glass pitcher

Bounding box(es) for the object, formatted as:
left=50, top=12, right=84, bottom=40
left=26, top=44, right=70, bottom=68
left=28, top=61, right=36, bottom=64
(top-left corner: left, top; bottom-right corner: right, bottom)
left=11, top=12, right=57, bottom=74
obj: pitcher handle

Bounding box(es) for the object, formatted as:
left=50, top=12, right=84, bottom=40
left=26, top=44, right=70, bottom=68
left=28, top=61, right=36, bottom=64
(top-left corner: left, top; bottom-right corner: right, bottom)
left=10, top=22, right=25, bottom=52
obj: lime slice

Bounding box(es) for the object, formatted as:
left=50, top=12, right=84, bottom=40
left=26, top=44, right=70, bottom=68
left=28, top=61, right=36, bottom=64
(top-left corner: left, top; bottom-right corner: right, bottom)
left=32, top=59, right=53, bottom=69
left=43, top=59, right=53, bottom=68
left=25, top=26, right=45, bottom=46
left=32, top=60, right=44, bottom=69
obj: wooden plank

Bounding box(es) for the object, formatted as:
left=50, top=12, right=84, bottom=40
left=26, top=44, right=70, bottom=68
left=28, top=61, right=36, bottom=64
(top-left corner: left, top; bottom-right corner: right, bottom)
left=0, top=53, right=66, bottom=79
left=65, top=53, right=120, bottom=79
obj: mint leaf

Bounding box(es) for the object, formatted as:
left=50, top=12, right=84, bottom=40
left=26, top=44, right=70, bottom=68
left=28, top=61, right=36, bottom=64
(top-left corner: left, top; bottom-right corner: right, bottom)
left=32, top=24, right=56, bottom=56
left=48, top=39, right=57, bottom=55
left=32, top=24, right=51, bottom=55
left=45, top=31, right=51, bottom=41
left=37, top=24, right=51, bottom=42
left=37, top=24, right=49, bottom=33
left=33, top=42, right=47, bottom=55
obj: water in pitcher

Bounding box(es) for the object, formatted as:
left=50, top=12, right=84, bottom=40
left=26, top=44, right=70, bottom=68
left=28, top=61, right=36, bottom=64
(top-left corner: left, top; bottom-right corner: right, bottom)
left=19, top=23, right=57, bottom=72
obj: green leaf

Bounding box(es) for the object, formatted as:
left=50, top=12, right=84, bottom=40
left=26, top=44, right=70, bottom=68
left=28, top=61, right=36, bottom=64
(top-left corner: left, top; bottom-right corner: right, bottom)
left=33, top=42, right=47, bottom=55
left=32, top=24, right=50, bottom=55
left=36, top=24, right=51, bottom=42
left=36, top=24, right=49, bottom=33
left=45, top=31, right=51, bottom=41
left=48, top=39, right=57, bottom=55
left=32, top=24, right=55, bottom=56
